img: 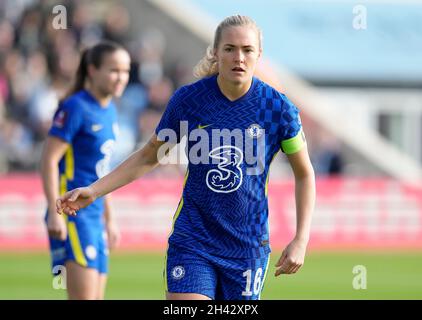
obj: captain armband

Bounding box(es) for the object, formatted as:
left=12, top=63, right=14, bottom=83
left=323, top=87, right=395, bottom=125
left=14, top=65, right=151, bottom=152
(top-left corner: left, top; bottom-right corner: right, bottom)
left=281, top=127, right=307, bottom=154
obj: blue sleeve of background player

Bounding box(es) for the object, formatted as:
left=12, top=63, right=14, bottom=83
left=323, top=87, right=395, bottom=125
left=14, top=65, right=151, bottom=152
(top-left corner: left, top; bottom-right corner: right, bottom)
left=48, top=99, right=84, bottom=143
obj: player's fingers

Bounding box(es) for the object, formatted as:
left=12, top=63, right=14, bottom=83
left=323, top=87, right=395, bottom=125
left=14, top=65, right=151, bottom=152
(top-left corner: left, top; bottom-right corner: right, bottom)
left=275, top=259, right=291, bottom=276
left=111, top=233, right=119, bottom=249
left=275, top=265, right=288, bottom=277
left=109, top=237, right=116, bottom=250
left=58, top=189, right=78, bottom=203
left=62, top=207, right=74, bottom=216
left=112, top=231, right=121, bottom=249
left=275, top=250, right=287, bottom=267
left=63, top=190, right=79, bottom=203
left=62, top=203, right=78, bottom=215
left=285, top=262, right=299, bottom=274
left=58, top=192, right=71, bottom=202
left=291, top=264, right=302, bottom=274
left=69, top=190, right=81, bottom=202
left=56, top=199, right=62, bottom=214
left=276, top=256, right=299, bottom=276
left=57, top=203, right=67, bottom=215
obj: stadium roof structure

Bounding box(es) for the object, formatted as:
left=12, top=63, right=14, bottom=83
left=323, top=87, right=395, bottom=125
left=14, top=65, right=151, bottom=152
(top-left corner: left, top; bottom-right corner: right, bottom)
left=180, top=0, right=422, bottom=87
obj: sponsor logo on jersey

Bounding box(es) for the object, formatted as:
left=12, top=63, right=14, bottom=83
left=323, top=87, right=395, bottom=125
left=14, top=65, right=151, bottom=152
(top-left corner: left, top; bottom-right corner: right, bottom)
left=112, top=123, right=119, bottom=137
left=197, top=123, right=213, bottom=129
left=206, top=146, right=243, bottom=193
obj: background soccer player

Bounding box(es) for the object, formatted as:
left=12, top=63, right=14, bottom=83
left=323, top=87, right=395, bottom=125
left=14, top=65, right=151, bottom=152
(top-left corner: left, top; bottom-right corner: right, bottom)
left=56, top=15, right=315, bottom=300
left=40, top=41, right=130, bottom=299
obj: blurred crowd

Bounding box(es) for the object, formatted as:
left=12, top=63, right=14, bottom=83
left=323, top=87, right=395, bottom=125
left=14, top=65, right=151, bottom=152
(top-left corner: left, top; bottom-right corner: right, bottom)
left=0, top=0, right=191, bottom=174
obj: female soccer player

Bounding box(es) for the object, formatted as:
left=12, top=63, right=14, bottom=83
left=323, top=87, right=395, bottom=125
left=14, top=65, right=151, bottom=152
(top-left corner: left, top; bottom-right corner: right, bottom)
left=57, top=15, right=315, bottom=300
left=40, top=41, right=131, bottom=299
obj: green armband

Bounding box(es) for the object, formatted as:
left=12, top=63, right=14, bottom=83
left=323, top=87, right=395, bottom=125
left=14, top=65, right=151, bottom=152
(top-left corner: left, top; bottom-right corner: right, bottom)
left=281, top=128, right=306, bottom=154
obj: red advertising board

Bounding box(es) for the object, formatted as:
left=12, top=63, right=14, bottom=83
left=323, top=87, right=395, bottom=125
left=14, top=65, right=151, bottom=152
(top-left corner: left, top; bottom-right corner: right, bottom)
left=0, top=175, right=421, bottom=250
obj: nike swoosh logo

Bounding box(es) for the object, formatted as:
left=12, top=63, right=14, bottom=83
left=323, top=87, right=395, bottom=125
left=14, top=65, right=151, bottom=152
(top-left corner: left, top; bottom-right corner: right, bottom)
left=198, top=124, right=212, bottom=129
left=91, top=124, right=103, bottom=132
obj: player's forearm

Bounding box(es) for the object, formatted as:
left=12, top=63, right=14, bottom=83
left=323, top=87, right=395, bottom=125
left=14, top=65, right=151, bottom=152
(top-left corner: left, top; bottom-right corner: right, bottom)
left=90, top=144, right=159, bottom=199
left=40, top=160, right=60, bottom=214
left=293, top=171, right=315, bottom=242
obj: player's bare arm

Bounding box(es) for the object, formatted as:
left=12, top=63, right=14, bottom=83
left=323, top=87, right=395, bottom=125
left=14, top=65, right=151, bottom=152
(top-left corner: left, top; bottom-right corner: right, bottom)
left=275, top=145, right=315, bottom=276
left=57, top=134, right=171, bottom=216
left=40, top=136, right=70, bottom=240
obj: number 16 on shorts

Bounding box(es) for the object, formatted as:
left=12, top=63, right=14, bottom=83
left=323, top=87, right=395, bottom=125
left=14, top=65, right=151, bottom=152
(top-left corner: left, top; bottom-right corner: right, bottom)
left=242, top=267, right=264, bottom=297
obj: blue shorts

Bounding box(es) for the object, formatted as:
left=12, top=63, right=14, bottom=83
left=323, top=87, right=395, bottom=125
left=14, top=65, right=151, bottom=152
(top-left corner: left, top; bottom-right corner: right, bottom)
left=165, top=244, right=270, bottom=300
left=45, top=214, right=108, bottom=275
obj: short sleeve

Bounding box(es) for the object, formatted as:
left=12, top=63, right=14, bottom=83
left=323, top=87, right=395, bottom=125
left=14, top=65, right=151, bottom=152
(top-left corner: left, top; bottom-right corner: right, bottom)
left=280, top=96, right=306, bottom=154
left=155, top=89, right=184, bottom=144
left=48, top=101, right=83, bottom=143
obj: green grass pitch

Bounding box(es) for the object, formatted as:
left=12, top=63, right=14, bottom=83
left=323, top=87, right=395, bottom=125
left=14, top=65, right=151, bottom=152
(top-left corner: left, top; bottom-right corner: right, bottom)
left=0, top=250, right=421, bottom=299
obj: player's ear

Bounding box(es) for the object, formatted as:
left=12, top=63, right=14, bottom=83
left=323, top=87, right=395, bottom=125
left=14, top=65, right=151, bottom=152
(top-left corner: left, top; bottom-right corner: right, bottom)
left=87, top=64, right=97, bottom=79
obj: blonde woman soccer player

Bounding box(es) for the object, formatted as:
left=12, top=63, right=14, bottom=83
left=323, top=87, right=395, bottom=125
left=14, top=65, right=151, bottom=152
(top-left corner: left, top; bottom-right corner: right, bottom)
left=57, top=16, right=315, bottom=300
left=41, top=41, right=130, bottom=299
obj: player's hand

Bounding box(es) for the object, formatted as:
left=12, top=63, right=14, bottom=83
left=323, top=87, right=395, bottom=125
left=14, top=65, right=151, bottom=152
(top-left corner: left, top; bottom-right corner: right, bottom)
left=106, top=221, right=120, bottom=250
left=56, top=187, right=97, bottom=216
left=274, top=238, right=308, bottom=276
left=47, top=207, right=67, bottom=240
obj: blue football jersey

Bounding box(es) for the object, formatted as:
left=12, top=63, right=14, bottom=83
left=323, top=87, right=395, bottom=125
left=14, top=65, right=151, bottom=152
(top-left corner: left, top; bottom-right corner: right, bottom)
left=156, top=75, right=305, bottom=259
left=49, top=90, right=118, bottom=221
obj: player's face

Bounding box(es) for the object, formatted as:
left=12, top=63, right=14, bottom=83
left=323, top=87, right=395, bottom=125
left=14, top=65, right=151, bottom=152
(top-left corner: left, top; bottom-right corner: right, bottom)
left=91, top=49, right=131, bottom=97
left=215, top=26, right=261, bottom=85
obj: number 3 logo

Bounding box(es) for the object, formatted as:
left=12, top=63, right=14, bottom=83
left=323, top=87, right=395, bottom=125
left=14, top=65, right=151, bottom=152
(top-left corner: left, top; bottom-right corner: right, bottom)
left=96, top=139, right=115, bottom=178
left=206, top=146, right=243, bottom=193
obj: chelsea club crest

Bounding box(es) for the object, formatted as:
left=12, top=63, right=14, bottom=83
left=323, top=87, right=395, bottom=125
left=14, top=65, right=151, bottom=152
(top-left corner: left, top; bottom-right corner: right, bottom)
left=247, top=123, right=263, bottom=139
left=171, top=266, right=185, bottom=280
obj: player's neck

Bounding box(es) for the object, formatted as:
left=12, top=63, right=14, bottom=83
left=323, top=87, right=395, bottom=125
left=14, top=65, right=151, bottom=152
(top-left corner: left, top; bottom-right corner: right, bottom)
left=217, top=75, right=252, bottom=102
left=86, top=87, right=112, bottom=107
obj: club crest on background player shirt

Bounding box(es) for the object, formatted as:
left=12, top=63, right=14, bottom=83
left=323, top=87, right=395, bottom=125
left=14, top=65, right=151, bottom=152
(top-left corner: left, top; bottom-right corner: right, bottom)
left=53, top=110, right=67, bottom=128
left=91, top=124, right=103, bottom=132
left=85, top=245, right=97, bottom=260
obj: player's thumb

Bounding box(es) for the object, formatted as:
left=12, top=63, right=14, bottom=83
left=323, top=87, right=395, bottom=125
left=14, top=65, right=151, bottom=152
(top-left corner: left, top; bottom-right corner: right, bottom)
left=275, top=250, right=287, bottom=267
left=68, top=189, right=80, bottom=202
